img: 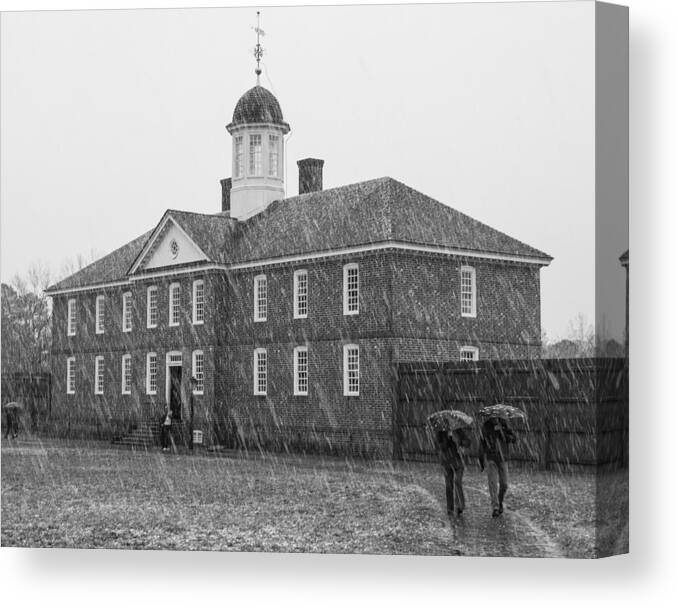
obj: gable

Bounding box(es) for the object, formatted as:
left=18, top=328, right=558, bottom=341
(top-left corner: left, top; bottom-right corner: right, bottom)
left=139, top=218, right=210, bottom=271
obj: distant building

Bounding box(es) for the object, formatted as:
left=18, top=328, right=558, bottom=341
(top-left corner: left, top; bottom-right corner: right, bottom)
left=45, top=66, right=552, bottom=455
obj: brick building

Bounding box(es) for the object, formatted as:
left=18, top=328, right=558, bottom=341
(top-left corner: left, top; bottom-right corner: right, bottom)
left=45, top=83, right=552, bottom=456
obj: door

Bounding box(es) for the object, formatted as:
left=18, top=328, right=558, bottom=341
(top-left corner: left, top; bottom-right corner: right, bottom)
left=169, top=366, right=182, bottom=420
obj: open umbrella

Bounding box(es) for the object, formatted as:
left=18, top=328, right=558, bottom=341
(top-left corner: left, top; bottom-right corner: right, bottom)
left=2, top=401, right=23, bottom=411
left=478, top=403, right=526, bottom=421
left=427, top=409, right=474, bottom=432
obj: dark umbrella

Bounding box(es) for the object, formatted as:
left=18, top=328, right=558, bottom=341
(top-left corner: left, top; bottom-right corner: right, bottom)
left=427, top=409, right=474, bottom=432
left=478, top=403, right=527, bottom=421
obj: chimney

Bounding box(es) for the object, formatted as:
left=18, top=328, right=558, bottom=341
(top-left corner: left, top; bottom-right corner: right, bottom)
left=220, top=178, right=232, bottom=214
left=297, top=158, right=324, bottom=195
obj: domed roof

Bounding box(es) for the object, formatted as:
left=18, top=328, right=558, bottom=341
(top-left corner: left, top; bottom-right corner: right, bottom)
left=228, top=85, right=290, bottom=132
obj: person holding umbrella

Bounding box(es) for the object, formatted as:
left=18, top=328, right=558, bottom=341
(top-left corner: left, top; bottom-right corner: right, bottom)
left=428, top=410, right=473, bottom=517
left=3, top=402, right=22, bottom=440
left=478, top=404, right=523, bottom=518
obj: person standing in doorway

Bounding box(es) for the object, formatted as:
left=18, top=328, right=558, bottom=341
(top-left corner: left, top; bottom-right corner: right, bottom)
left=160, top=407, right=172, bottom=452
left=480, top=417, right=516, bottom=518
left=436, top=427, right=471, bottom=517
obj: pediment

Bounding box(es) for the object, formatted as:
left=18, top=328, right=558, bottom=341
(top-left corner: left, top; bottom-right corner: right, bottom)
left=131, top=216, right=209, bottom=273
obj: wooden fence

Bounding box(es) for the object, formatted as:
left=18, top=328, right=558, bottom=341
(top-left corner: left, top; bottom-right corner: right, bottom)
left=394, top=358, right=628, bottom=468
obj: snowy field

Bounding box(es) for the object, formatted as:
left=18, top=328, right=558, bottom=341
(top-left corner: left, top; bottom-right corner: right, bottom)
left=1, top=439, right=626, bottom=557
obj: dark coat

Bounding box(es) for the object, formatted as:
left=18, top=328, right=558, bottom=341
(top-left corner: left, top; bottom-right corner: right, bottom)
left=480, top=419, right=516, bottom=464
left=436, top=429, right=470, bottom=470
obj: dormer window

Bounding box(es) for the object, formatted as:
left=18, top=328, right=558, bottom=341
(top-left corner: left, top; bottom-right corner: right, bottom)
left=249, top=134, right=262, bottom=176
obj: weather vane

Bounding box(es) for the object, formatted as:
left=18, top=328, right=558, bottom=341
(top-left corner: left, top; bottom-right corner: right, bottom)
left=253, top=11, right=266, bottom=85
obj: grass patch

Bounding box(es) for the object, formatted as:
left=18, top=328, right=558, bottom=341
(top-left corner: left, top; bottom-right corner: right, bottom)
left=1, top=441, right=624, bottom=557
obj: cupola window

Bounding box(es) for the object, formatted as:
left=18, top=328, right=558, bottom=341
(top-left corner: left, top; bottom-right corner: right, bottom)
left=269, top=134, right=280, bottom=177
left=249, top=134, right=262, bottom=176
left=234, top=136, right=244, bottom=178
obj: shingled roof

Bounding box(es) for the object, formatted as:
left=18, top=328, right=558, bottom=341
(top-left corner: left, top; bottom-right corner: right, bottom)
left=46, top=230, right=154, bottom=292
left=46, top=177, right=551, bottom=293
left=228, top=177, right=551, bottom=264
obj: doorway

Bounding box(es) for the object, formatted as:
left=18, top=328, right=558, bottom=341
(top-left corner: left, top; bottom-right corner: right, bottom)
left=169, top=365, right=182, bottom=420
left=166, top=351, right=183, bottom=421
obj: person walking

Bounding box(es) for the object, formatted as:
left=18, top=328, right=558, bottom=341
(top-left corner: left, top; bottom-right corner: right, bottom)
left=3, top=405, right=20, bottom=439
left=160, top=408, right=172, bottom=452
left=479, top=416, right=516, bottom=518
left=435, top=427, right=471, bottom=517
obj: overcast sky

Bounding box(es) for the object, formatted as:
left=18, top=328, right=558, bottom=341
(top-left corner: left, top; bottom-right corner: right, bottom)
left=0, top=2, right=627, bottom=341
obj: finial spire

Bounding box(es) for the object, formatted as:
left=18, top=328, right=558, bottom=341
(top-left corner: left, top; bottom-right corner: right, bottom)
left=253, top=11, right=265, bottom=85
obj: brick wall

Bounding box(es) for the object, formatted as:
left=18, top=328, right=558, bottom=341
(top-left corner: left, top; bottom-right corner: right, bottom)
left=391, top=252, right=542, bottom=361
left=49, top=271, right=220, bottom=439
left=49, top=249, right=544, bottom=454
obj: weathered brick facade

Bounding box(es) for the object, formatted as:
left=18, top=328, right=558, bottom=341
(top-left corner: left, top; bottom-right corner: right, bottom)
left=49, top=249, right=544, bottom=456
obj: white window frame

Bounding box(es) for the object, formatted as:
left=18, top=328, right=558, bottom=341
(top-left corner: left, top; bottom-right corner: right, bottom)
left=95, top=295, right=105, bottom=334
left=249, top=133, right=263, bottom=176
left=192, top=280, right=205, bottom=325
left=343, top=344, right=360, bottom=397
left=460, top=346, right=480, bottom=362
left=234, top=135, right=244, bottom=178
left=293, top=346, right=309, bottom=396
left=169, top=282, right=181, bottom=326
left=121, top=354, right=132, bottom=395
left=293, top=269, right=308, bottom=319
left=146, top=352, right=158, bottom=395
left=254, top=274, right=267, bottom=322
left=192, top=350, right=204, bottom=395
left=122, top=291, right=132, bottom=332
left=94, top=355, right=104, bottom=395
left=343, top=263, right=359, bottom=316
left=67, top=299, right=77, bottom=336
left=253, top=348, right=267, bottom=396
left=146, top=286, right=158, bottom=329
left=66, top=356, right=75, bottom=394
left=268, top=134, right=280, bottom=177
left=460, top=266, right=477, bottom=318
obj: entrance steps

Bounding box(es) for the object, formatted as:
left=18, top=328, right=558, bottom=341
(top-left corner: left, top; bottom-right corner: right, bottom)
left=113, top=421, right=187, bottom=451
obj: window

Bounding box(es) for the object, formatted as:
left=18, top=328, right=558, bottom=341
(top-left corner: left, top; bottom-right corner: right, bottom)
left=294, top=346, right=308, bottom=396
left=192, top=350, right=204, bottom=395
left=121, top=354, right=131, bottom=395
left=193, top=280, right=205, bottom=325
left=343, top=263, right=359, bottom=315
left=460, top=266, right=477, bottom=318
left=249, top=134, right=262, bottom=176
left=234, top=135, right=244, bottom=178
left=169, top=283, right=181, bottom=326
left=146, top=352, right=157, bottom=395
left=67, top=299, right=77, bottom=336
left=268, top=134, right=280, bottom=177
left=343, top=344, right=359, bottom=396
left=147, top=286, right=158, bottom=328
left=66, top=357, right=75, bottom=394
left=293, top=269, right=308, bottom=319
left=460, top=346, right=479, bottom=362
left=122, top=292, right=132, bottom=332
left=254, top=275, right=267, bottom=322
left=94, top=356, right=104, bottom=394
left=253, top=348, right=267, bottom=395
left=95, top=295, right=105, bottom=334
